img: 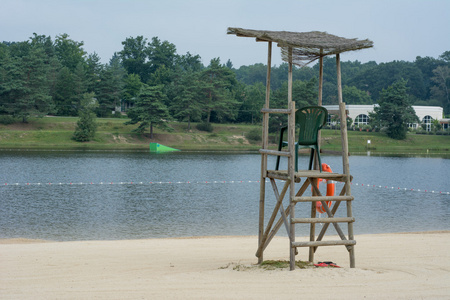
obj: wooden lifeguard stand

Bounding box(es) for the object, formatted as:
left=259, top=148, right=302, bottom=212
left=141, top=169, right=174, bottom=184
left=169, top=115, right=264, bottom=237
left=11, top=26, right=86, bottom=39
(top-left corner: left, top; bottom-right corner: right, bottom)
left=227, top=28, right=373, bottom=270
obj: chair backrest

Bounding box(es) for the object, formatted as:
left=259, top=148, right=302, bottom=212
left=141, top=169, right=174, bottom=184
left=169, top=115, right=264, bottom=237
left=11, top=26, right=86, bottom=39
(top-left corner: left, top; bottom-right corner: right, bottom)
left=296, top=106, right=328, bottom=145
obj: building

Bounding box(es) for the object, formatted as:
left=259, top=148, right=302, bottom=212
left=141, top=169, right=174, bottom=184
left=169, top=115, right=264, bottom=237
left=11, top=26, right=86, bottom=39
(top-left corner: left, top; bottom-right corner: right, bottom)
left=323, top=105, right=445, bottom=131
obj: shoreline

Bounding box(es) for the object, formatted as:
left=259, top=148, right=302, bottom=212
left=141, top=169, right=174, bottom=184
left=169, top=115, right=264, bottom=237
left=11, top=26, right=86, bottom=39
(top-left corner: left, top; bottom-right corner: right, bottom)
left=1, top=231, right=449, bottom=299
left=1, top=230, right=449, bottom=244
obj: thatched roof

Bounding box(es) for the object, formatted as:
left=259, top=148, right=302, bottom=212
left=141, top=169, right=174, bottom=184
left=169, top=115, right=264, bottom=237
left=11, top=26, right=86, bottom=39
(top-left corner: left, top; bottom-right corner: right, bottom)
left=227, top=27, right=373, bottom=67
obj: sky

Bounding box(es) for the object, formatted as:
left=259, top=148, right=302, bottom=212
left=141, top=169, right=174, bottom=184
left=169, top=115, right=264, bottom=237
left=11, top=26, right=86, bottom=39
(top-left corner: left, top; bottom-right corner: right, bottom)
left=1, top=0, right=449, bottom=68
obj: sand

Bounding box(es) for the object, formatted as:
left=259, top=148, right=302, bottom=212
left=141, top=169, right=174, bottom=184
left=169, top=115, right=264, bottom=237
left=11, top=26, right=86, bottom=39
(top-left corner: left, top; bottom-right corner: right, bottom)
left=1, top=232, right=449, bottom=299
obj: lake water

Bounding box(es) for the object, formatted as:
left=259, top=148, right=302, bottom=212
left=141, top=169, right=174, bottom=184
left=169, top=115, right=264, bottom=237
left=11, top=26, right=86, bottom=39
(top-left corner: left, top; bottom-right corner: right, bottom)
left=0, top=151, right=449, bottom=241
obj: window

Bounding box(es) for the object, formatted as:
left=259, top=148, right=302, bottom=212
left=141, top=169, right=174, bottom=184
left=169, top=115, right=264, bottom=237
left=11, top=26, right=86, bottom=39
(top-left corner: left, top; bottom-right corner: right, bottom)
left=422, top=115, right=433, bottom=132
left=354, top=114, right=369, bottom=127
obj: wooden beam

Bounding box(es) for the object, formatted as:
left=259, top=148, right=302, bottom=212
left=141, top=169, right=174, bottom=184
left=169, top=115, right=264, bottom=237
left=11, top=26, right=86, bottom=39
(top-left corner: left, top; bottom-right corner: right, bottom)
left=293, top=195, right=354, bottom=202
left=287, top=47, right=297, bottom=271
left=260, top=108, right=292, bottom=114
left=293, top=240, right=356, bottom=247
left=292, top=217, right=355, bottom=224
left=259, top=149, right=291, bottom=157
left=258, top=41, right=272, bottom=264
left=256, top=179, right=290, bottom=258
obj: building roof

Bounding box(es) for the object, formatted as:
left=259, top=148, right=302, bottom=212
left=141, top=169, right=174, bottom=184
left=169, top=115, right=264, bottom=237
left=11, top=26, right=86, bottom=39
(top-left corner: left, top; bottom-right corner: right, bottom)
left=227, top=27, right=374, bottom=67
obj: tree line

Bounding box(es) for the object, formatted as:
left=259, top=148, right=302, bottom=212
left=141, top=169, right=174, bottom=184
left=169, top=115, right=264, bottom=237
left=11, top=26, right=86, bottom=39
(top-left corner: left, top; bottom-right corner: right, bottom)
left=1, top=33, right=449, bottom=133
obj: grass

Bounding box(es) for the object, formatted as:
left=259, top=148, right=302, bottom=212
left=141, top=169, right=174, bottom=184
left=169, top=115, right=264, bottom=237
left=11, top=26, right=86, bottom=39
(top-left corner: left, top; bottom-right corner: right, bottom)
left=0, top=116, right=449, bottom=154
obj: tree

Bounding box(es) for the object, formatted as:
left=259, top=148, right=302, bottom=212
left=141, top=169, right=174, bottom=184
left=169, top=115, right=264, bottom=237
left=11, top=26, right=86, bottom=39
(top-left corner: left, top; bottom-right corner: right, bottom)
left=170, top=71, right=203, bottom=130
left=440, top=51, right=450, bottom=63
left=53, top=66, right=77, bottom=115
left=430, top=65, right=450, bottom=114
left=350, top=60, right=426, bottom=101
left=0, top=41, right=54, bottom=122
left=342, top=86, right=372, bottom=104
left=72, top=92, right=98, bottom=142
left=237, top=82, right=265, bottom=124
left=0, top=45, right=24, bottom=117
left=146, top=37, right=178, bottom=91
left=95, top=61, right=124, bottom=117
left=72, top=62, right=88, bottom=102
left=54, top=34, right=86, bottom=71
left=176, top=52, right=203, bottom=72
left=85, top=52, right=102, bottom=94
left=269, top=78, right=318, bottom=132
left=119, top=36, right=150, bottom=82
left=125, top=85, right=171, bottom=138
left=147, top=37, right=177, bottom=74
left=200, top=58, right=239, bottom=123
left=122, top=73, right=143, bottom=110
left=370, top=79, right=419, bottom=140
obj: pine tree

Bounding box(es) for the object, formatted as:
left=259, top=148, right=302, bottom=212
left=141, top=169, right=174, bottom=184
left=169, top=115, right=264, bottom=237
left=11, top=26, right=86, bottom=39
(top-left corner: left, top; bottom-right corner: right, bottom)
left=370, top=79, right=419, bottom=140
left=72, top=93, right=98, bottom=142
left=170, top=71, right=203, bottom=130
left=5, top=43, right=54, bottom=122
left=125, top=85, right=171, bottom=139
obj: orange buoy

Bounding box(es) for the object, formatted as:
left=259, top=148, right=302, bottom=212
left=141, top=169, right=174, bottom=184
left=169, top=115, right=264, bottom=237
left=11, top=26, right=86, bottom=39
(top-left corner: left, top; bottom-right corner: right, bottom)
left=314, top=163, right=335, bottom=214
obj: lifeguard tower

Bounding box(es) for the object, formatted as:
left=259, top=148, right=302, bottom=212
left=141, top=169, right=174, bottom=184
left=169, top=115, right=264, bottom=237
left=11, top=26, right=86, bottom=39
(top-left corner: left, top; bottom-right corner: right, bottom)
left=228, top=28, right=373, bottom=270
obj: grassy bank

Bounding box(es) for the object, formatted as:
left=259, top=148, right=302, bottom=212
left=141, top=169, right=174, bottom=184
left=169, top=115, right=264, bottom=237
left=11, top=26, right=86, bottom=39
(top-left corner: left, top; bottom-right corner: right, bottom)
left=0, top=116, right=449, bottom=155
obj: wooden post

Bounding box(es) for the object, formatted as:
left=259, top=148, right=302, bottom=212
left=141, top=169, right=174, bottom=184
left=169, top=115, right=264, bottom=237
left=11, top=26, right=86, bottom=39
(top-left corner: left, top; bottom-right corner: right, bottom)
left=318, top=51, right=324, bottom=106
left=310, top=51, right=324, bottom=262
left=258, top=41, right=272, bottom=264
left=337, top=53, right=355, bottom=268
left=287, top=48, right=297, bottom=271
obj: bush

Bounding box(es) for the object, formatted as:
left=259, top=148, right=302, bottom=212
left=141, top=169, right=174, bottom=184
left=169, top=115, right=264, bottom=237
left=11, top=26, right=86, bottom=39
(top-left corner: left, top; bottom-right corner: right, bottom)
left=362, top=124, right=372, bottom=131
left=246, top=128, right=262, bottom=142
left=196, top=122, right=214, bottom=132
left=0, top=115, right=16, bottom=125
left=72, top=111, right=97, bottom=142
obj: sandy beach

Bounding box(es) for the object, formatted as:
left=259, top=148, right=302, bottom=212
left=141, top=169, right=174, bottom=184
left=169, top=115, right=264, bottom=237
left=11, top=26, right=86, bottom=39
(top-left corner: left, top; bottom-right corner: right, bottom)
left=1, top=231, right=449, bottom=299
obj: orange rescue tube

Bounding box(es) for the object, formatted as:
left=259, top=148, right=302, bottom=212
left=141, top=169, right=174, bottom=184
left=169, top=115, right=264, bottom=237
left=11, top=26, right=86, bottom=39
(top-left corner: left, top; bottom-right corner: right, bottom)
left=315, top=163, right=335, bottom=213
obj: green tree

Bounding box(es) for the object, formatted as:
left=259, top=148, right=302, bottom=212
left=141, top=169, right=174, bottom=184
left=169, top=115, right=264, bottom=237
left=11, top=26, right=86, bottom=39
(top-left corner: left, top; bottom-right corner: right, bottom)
left=430, top=65, right=450, bottom=114
left=147, top=37, right=177, bottom=74
left=237, top=82, right=265, bottom=124
left=176, top=52, right=203, bottom=72
left=125, top=85, right=171, bottom=138
left=72, top=92, right=98, bottom=142
left=0, top=45, right=24, bottom=117
left=54, top=34, right=86, bottom=71
left=342, top=85, right=372, bottom=104
left=119, top=36, right=150, bottom=82
left=0, top=41, right=54, bottom=122
left=200, top=58, right=239, bottom=123
left=122, top=73, right=143, bottom=109
left=269, top=78, right=318, bottom=132
left=170, top=71, right=203, bottom=130
left=53, top=66, right=77, bottom=115
left=440, top=51, right=450, bottom=63
left=85, top=52, right=102, bottom=94
left=370, top=79, right=419, bottom=140
left=350, top=61, right=426, bottom=101
left=95, top=61, right=124, bottom=117
left=73, top=62, right=88, bottom=101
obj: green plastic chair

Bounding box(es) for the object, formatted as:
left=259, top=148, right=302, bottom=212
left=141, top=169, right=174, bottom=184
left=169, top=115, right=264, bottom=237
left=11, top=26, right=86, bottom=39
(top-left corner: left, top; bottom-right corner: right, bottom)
left=275, top=106, right=328, bottom=172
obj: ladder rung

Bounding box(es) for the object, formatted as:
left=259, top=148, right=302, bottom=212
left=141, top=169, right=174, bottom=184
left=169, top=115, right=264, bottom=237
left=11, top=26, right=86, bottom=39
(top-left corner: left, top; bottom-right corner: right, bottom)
left=293, top=196, right=354, bottom=202
left=292, top=240, right=356, bottom=247
left=259, top=149, right=291, bottom=157
left=291, top=217, right=355, bottom=224
left=261, top=108, right=292, bottom=114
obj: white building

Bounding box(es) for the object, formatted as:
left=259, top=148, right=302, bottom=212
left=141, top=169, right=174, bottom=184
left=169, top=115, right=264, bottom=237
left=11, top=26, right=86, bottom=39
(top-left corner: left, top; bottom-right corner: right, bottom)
left=323, top=105, right=446, bottom=131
